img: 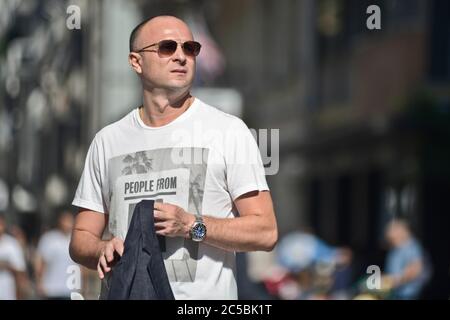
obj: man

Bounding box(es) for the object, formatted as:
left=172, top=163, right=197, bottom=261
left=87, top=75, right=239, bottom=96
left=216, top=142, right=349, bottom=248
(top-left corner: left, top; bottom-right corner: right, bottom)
left=35, top=208, right=79, bottom=299
left=382, top=219, right=431, bottom=299
left=69, top=15, right=278, bottom=299
left=0, top=213, right=27, bottom=300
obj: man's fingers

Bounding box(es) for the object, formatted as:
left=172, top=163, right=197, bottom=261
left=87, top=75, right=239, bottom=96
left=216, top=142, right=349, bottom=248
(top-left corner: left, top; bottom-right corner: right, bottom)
left=154, top=210, right=168, bottom=221
left=99, top=254, right=110, bottom=273
left=154, top=202, right=174, bottom=212
left=97, top=263, right=104, bottom=279
left=104, top=245, right=114, bottom=263
left=156, top=229, right=169, bottom=236
left=154, top=222, right=167, bottom=230
left=113, top=239, right=124, bottom=257
left=153, top=202, right=166, bottom=211
left=96, top=238, right=125, bottom=281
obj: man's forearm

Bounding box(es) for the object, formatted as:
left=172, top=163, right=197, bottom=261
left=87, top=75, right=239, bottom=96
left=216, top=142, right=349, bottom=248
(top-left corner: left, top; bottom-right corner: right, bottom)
left=201, top=214, right=277, bottom=252
left=15, top=272, right=28, bottom=300
left=154, top=192, right=278, bottom=253
left=69, top=229, right=106, bottom=270
left=398, top=261, right=423, bottom=285
left=0, top=261, right=12, bottom=272
left=34, top=258, right=45, bottom=295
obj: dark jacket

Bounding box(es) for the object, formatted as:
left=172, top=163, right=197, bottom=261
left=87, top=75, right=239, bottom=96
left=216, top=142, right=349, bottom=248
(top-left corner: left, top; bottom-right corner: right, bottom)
left=107, top=200, right=175, bottom=300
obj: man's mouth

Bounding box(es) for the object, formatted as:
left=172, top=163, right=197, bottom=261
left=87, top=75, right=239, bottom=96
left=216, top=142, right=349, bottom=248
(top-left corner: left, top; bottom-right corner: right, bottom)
left=171, top=69, right=187, bottom=74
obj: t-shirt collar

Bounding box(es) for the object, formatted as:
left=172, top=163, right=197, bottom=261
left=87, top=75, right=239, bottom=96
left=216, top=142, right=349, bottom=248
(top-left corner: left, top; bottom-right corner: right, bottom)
left=134, top=97, right=199, bottom=130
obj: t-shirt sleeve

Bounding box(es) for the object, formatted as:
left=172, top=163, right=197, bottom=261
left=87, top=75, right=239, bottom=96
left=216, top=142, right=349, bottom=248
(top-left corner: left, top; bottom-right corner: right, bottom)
left=9, top=239, right=26, bottom=272
left=224, top=118, right=269, bottom=201
left=72, top=134, right=107, bottom=214
left=36, top=234, right=52, bottom=262
left=405, top=242, right=423, bottom=263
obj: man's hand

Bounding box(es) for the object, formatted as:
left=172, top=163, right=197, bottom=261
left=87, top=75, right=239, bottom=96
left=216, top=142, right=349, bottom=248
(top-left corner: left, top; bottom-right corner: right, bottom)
left=97, top=237, right=124, bottom=279
left=154, top=202, right=195, bottom=238
left=380, top=275, right=396, bottom=290
left=36, top=283, right=46, bottom=298
left=0, top=261, right=13, bottom=273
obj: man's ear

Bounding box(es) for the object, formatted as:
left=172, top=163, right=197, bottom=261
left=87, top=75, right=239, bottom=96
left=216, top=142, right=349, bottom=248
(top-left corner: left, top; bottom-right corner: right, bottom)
left=129, top=52, right=142, bottom=74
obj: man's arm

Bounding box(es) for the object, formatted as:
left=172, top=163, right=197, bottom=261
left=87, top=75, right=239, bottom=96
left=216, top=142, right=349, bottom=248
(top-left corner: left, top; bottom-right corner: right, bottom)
left=390, top=260, right=423, bottom=287
left=0, top=261, right=28, bottom=299
left=14, top=271, right=28, bottom=300
left=154, top=190, right=278, bottom=252
left=34, top=254, right=46, bottom=297
left=0, top=261, right=13, bottom=271
left=69, top=210, right=124, bottom=279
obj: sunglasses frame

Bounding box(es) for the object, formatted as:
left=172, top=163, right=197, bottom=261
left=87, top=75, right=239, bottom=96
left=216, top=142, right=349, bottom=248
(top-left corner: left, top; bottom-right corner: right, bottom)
left=133, top=40, right=201, bottom=57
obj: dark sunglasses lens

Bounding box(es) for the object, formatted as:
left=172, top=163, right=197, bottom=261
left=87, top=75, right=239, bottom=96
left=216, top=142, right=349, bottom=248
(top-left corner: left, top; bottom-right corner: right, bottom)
left=158, top=40, right=178, bottom=56
left=183, top=41, right=201, bottom=56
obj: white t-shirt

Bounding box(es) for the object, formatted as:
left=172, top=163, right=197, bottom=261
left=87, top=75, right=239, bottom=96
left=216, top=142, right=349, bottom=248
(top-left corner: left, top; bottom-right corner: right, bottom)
left=0, top=234, right=26, bottom=300
left=72, top=98, right=269, bottom=299
left=37, top=230, right=77, bottom=297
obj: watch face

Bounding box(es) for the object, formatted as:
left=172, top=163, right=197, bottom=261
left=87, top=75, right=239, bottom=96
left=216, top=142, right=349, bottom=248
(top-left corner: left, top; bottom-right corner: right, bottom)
left=192, top=222, right=207, bottom=241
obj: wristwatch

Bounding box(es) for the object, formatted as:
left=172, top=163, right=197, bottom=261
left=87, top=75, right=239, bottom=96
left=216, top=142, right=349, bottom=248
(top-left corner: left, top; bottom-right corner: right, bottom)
left=189, top=215, right=207, bottom=242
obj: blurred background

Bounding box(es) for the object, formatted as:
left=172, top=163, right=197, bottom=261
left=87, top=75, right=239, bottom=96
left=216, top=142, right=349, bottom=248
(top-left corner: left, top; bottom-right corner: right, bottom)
left=0, top=0, right=449, bottom=300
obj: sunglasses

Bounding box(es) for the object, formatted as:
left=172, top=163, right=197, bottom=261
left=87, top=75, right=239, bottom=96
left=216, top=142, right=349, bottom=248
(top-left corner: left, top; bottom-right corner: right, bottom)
left=134, top=40, right=201, bottom=57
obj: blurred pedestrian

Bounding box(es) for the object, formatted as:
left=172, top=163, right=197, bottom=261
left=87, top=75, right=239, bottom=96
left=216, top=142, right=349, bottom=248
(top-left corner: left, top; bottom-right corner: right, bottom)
left=34, top=207, right=78, bottom=299
left=273, top=230, right=353, bottom=299
left=0, top=213, right=27, bottom=300
left=382, top=218, right=431, bottom=299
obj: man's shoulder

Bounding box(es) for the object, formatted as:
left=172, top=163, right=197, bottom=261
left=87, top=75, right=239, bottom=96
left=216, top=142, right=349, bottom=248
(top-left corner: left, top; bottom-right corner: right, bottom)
left=195, top=99, right=248, bottom=128
left=39, top=230, right=61, bottom=242
left=94, top=109, right=136, bottom=140
left=405, top=239, right=424, bottom=255
left=0, top=234, right=21, bottom=250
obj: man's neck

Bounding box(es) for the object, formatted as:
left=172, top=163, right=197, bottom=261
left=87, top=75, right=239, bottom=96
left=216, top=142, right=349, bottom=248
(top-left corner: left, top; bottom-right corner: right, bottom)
left=140, top=89, right=193, bottom=127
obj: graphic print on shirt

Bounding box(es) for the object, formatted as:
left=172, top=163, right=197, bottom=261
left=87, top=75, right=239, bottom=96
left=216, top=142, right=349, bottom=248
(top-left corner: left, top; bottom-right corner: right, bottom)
left=108, top=147, right=208, bottom=283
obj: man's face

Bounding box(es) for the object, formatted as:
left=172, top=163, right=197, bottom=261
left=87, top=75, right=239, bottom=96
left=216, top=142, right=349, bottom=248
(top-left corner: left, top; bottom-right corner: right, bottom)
left=385, top=222, right=408, bottom=248
left=131, top=18, right=197, bottom=92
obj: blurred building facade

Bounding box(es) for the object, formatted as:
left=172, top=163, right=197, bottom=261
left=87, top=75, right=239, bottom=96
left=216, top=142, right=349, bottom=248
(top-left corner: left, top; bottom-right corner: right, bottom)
left=205, top=0, right=449, bottom=298
left=1, top=0, right=86, bottom=243
left=163, top=0, right=448, bottom=298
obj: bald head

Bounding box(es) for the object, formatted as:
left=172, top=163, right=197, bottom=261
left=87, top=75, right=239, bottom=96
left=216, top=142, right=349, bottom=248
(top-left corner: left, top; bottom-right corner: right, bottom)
left=129, top=16, right=193, bottom=52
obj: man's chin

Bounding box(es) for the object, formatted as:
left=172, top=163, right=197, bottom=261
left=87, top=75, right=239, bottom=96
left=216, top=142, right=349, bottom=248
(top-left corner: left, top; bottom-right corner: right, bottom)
left=165, top=81, right=192, bottom=92
left=143, top=79, right=192, bottom=93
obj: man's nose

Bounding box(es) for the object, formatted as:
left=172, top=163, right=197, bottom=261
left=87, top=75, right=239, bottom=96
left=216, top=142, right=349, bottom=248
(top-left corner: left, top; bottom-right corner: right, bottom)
left=172, top=43, right=186, bottom=64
